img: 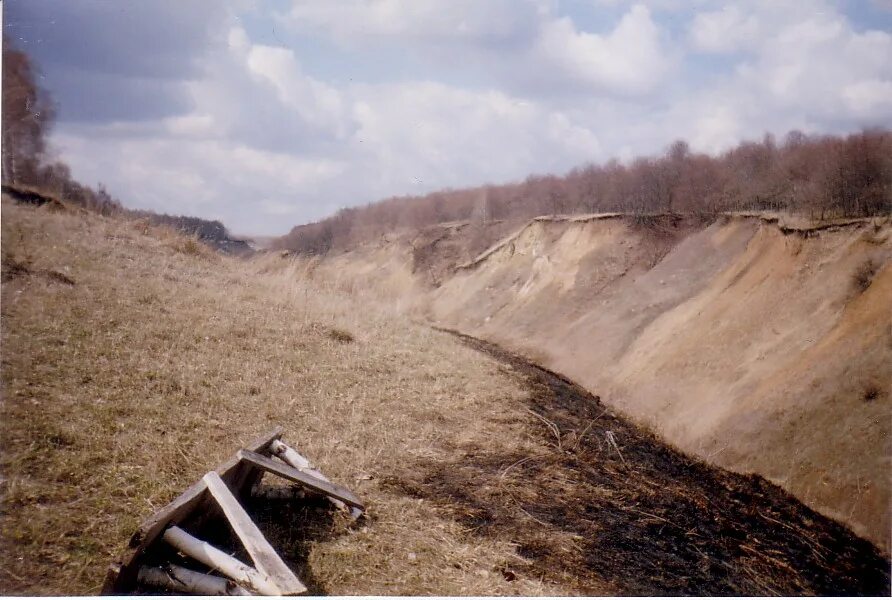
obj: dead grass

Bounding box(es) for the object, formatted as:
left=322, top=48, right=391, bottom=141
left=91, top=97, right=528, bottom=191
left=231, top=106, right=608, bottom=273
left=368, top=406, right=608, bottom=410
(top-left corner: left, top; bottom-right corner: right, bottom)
left=179, top=236, right=206, bottom=257
left=852, top=258, right=879, bottom=293
left=0, top=199, right=564, bottom=595
left=862, top=381, right=883, bottom=403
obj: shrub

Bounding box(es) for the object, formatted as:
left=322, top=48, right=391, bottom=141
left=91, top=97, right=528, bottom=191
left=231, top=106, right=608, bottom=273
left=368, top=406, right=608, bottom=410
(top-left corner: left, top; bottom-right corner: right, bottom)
left=852, top=259, right=879, bottom=293
left=181, top=237, right=204, bottom=256
left=327, top=327, right=355, bottom=343
left=863, top=382, right=882, bottom=403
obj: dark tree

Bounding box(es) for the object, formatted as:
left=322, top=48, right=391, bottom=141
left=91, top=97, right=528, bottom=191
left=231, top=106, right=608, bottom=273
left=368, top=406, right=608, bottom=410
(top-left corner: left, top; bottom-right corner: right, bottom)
left=2, top=42, right=56, bottom=185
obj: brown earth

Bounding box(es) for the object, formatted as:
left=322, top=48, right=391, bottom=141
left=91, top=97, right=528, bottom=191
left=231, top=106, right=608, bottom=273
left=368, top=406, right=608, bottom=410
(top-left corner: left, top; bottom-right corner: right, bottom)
left=298, top=213, right=892, bottom=551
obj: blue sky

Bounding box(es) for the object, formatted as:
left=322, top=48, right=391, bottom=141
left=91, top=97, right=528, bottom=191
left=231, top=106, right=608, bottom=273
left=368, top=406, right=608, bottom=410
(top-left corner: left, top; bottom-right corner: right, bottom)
left=5, top=0, right=892, bottom=235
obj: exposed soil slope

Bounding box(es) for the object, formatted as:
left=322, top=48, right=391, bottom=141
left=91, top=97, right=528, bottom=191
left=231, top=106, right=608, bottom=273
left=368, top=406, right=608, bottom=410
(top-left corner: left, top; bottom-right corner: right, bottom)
left=301, top=214, right=892, bottom=551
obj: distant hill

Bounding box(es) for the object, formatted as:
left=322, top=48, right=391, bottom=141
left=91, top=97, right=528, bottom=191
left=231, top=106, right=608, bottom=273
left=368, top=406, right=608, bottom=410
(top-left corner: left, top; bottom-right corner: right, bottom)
left=2, top=184, right=253, bottom=257
left=128, top=209, right=254, bottom=256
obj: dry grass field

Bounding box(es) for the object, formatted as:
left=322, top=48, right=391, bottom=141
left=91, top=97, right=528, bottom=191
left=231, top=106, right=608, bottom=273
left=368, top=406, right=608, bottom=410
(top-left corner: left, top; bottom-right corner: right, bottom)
left=1, top=198, right=888, bottom=596
left=0, top=198, right=564, bottom=595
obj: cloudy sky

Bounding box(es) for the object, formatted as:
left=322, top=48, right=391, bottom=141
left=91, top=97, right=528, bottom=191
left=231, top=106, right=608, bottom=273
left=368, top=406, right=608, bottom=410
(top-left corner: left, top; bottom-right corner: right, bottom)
left=5, top=1, right=892, bottom=234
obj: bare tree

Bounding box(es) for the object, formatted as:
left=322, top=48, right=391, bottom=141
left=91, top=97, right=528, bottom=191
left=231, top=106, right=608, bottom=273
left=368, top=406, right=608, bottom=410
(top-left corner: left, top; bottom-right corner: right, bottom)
left=2, top=42, right=56, bottom=185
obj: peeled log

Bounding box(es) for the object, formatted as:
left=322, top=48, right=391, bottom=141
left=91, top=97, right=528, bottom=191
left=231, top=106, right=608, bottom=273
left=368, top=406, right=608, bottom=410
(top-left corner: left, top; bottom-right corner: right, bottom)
left=137, top=564, right=249, bottom=596
left=162, top=525, right=281, bottom=595
left=269, top=439, right=361, bottom=517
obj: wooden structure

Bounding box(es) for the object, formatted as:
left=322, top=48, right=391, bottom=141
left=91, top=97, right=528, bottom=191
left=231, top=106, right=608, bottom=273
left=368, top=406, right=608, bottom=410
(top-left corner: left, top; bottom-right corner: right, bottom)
left=102, top=427, right=364, bottom=595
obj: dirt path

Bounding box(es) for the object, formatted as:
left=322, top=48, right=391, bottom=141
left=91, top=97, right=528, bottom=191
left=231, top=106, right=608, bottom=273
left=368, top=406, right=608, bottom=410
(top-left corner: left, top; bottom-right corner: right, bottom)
left=385, top=331, right=891, bottom=596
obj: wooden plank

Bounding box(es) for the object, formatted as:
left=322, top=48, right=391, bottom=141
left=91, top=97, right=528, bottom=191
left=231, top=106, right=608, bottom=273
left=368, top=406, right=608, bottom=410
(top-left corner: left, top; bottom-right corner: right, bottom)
left=270, top=440, right=362, bottom=517
left=237, top=449, right=365, bottom=510
left=163, top=525, right=281, bottom=595
left=204, top=471, right=307, bottom=596
left=131, top=427, right=283, bottom=547
left=100, top=563, right=122, bottom=595
left=102, top=426, right=284, bottom=594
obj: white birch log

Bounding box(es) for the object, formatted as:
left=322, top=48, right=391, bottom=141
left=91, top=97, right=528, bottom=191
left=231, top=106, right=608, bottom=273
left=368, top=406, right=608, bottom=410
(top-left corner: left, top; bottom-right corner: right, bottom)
left=137, top=564, right=250, bottom=596
left=270, top=439, right=360, bottom=517
left=269, top=439, right=316, bottom=472
left=162, top=525, right=281, bottom=596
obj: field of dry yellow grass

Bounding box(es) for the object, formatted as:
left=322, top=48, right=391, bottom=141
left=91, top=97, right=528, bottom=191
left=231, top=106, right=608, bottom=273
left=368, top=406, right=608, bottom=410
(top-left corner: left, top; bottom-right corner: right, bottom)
left=0, top=198, right=565, bottom=595
left=2, top=198, right=889, bottom=596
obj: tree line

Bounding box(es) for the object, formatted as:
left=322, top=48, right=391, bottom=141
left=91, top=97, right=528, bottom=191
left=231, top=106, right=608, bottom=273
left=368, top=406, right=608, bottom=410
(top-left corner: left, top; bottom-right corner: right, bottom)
left=2, top=42, right=123, bottom=215
left=1, top=43, right=239, bottom=246
left=276, top=129, right=890, bottom=254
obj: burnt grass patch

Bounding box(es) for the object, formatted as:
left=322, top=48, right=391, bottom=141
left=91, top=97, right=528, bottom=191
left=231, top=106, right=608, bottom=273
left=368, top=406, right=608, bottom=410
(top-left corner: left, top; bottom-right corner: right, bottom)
left=383, top=332, right=891, bottom=596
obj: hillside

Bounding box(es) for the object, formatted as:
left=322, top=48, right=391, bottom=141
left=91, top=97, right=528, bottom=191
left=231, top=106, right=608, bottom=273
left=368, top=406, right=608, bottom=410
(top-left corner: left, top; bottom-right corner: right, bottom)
left=297, top=212, right=892, bottom=551
left=0, top=197, right=554, bottom=595
left=2, top=184, right=253, bottom=257
left=2, top=196, right=890, bottom=595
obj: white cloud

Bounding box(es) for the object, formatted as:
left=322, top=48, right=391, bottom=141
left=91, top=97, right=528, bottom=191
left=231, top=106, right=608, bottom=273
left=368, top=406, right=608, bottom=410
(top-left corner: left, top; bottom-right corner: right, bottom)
left=688, top=103, right=744, bottom=153
left=53, top=130, right=346, bottom=221
left=245, top=43, right=352, bottom=139
left=533, top=5, right=674, bottom=95
left=593, top=0, right=717, bottom=9
left=689, top=6, right=760, bottom=53
left=163, top=113, right=216, bottom=138
left=348, top=81, right=601, bottom=191
left=281, top=1, right=675, bottom=98
left=282, top=0, right=544, bottom=43
left=49, top=19, right=603, bottom=233
left=47, top=22, right=356, bottom=232
left=736, top=11, right=892, bottom=120
left=843, top=79, right=892, bottom=117
left=650, top=2, right=892, bottom=155
left=33, top=1, right=892, bottom=235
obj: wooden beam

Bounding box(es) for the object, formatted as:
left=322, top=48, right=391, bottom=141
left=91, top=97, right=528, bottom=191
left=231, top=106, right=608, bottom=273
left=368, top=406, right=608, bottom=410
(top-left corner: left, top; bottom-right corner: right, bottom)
left=163, top=526, right=281, bottom=596
left=133, top=427, right=284, bottom=548
left=237, top=449, right=365, bottom=510
left=204, top=471, right=307, bottom=596
left=101, top=563, right=122, bottom=595
left=102, top=426, right=284, bottom=594
left=137, top=564, right=250, bottom=596
left=269, top=440, right=361, bottom=517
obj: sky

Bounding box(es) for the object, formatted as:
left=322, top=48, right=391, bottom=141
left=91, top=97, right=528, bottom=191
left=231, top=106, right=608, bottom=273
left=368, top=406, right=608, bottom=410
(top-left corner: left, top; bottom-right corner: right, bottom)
left=4, top=1, right=892, bottom=235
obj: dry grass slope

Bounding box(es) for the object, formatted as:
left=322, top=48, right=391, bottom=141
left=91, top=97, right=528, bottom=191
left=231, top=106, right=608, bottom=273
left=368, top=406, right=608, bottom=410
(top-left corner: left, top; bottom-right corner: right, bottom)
left=0, top=199, right=566, bottom=595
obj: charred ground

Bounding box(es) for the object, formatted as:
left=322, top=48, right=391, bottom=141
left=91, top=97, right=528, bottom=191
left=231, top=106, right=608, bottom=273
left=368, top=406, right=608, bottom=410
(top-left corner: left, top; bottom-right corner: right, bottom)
left=384, top=332, right=891, bottom=596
